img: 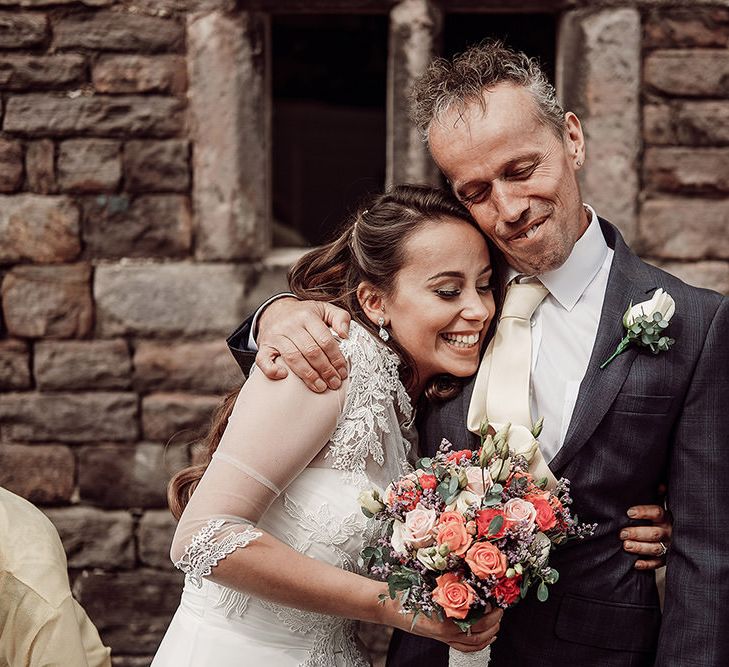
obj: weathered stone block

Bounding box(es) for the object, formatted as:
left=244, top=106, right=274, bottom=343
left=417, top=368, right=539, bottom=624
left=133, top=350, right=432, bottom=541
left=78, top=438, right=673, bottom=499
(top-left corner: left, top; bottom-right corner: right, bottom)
left=645, top=50, right=729, bottom=97
left=0, top=339, right=31, bottom=390
left=644, top=7, right=729, bottom=49
left=25, top=139, right=56, bottom=194
left=142, top=392, right=220, bottom=442
left=0, top=138, right=23, bottom=193
left=5, top=95, right=185, bottom=138
left=44, top=506, right=135, bottom=568
left=640, top=198, right=729, bottom=260
left=654, top=260, right=729, bottom=295
left=0, top=443, right=74, bottom=505
left=240, top=248, right=299, bottom=314
left=73, top=569, right=182, bottom=655
left=82, top=194, right=191, bottom=258
left=0, top=194, right=80, bottom=264
left=558, top=7, right=641, bottom=244
left=644, top=148, right=729, bottom=194
left=78, top=442, right=188, bottom=509
left=644, top=102, right=729, bottom=146
left=0, top=392, right=137, bottom=442
left=138, top=509, right=177, bottom=568
left=0, top=0, right=111, bottom=5
left=0, top=54, right=85, bottom=90
left=93, top=55, right=186, bottom=94
left=58, top=139, right=121, bottom=193
left=133, top=340, right=241, bottom=393
left=0, top=12, right=47, bottom=48
left=53, top=11, right=183, bottom=52
left=1, top=264, right=92, bottom=338
left=188, top=10, right=271, bottom=260
left=94, top=263, right=250, bottom=337
left=123, top=140, right=189, bottom=192
left=34, top=339, right=131, bottom=390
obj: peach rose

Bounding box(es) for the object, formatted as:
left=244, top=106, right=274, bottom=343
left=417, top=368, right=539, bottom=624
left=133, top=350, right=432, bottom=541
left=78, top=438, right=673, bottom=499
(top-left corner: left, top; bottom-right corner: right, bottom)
left=465, top=541, right=508, bottom=579
left=438, top=511, right=466, bottom=527
left=436, top=518, right=473, bottom=556
left=432, top=572, right=476, bottom=619
left=503, top=498, right=537, bottom=530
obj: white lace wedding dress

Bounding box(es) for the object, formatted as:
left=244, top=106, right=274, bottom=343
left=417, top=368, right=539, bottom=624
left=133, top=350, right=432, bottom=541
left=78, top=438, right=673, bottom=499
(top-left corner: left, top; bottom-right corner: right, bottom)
left=152, top=322, right=415, bottom=667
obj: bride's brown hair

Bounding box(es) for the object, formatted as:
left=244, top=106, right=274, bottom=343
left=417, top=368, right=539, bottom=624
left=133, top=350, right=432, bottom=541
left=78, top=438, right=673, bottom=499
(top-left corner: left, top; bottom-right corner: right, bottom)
left=168, top=184, right=504, bottom=519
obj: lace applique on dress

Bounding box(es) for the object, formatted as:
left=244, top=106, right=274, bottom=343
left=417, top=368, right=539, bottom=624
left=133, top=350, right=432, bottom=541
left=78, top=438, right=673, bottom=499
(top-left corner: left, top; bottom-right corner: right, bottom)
left=283, top=495, right=361, bottom=555
left=214, top=587, right=251, bottom=618
left=328, top=322, right=413, bottom=481
left=259, top=601, right=369, bottom=667
left=174, top=518, right=262, bottom=587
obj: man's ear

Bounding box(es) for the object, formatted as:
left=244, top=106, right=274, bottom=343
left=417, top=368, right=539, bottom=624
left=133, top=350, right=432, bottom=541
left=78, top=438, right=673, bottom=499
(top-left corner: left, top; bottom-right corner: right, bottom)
left=564, top=111, right=585, bottom=168
left=357, top=282, right=386, bottom=326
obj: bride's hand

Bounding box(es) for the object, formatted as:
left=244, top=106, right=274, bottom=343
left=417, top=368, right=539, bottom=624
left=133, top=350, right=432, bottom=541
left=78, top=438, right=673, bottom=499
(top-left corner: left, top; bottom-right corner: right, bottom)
left=382, top=598, right=502, bottom=651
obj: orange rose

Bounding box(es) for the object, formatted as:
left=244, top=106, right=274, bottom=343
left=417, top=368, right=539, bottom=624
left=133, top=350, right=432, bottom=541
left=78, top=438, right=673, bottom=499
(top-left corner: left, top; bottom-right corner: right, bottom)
left=446, top=450, right=473, bottom=464
left=432, top=572, right=476, bottom=619
left=438, top=511, right=466, bottom=527
left=464, top=541, right=508, bottom=579
left=419, top=473, right=438, bottom=491
left=531, top=497, right=557, bottom=531
left=436, top=519, right=473, bottom=556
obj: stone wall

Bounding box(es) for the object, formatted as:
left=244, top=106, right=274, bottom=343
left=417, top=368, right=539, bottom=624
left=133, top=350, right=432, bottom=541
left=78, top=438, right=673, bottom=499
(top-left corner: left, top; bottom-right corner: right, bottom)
left=0, top=2, right=727, bottom=666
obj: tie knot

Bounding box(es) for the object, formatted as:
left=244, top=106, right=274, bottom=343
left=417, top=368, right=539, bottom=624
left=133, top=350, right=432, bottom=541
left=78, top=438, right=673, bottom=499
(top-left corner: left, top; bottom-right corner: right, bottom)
left=500, top=280, right=549, bottom=321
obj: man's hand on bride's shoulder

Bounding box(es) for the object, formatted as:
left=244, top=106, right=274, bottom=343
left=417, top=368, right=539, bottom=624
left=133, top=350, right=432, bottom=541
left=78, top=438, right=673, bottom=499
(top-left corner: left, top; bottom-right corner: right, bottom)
left=621, top=492, right=672, bottom=570
left=255, top=297, right=351, bottom=392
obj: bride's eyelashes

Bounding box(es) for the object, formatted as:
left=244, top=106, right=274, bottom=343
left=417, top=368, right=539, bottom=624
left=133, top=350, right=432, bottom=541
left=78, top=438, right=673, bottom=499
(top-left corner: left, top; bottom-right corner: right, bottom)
left=434, top=285, right=493, bottom=299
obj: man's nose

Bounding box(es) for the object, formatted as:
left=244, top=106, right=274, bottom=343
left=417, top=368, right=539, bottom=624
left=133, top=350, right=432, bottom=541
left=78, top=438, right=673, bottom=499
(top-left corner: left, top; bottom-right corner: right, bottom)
left=491, top=180, right=528, bottom=225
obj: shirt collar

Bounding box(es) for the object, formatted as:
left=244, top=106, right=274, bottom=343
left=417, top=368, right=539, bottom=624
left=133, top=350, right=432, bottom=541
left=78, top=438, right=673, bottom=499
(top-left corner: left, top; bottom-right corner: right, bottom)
left=505, top=204, right=609, bottom=312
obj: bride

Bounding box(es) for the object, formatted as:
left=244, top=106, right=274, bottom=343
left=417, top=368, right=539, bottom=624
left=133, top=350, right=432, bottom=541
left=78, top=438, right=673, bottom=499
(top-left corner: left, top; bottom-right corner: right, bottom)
left=152, top=185, right=506, bottom=666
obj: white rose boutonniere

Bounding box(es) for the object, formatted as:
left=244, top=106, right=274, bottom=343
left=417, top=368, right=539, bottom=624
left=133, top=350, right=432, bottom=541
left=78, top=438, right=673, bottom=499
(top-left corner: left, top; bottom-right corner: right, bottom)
left=600, top=288, right=676, bottom=369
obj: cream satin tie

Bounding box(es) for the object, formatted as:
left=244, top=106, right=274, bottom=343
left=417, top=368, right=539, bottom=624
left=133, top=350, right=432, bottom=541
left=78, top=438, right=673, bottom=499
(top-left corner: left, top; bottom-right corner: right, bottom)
left=485, top=279, right=549, bottom=427
left=467, top=279, right=557, bottom=488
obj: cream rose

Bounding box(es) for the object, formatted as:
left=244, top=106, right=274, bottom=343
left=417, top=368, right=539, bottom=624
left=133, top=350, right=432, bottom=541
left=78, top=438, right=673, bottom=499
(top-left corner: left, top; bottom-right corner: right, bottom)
left=503, top=498, right=537, bottom=530
left=391, top=504, right=437, bottom=554
left=464, top=466, right=492, bottom=496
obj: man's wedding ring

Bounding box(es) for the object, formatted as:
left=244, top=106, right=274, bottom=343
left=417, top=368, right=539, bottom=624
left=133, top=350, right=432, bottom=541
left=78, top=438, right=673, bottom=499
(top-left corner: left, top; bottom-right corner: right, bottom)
left=658, top=541, right=668, bottom=557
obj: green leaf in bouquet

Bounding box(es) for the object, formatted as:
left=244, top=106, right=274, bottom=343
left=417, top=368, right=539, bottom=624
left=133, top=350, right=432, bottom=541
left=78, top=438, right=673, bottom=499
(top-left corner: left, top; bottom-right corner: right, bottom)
left=452, top=618, right=477, bottom=633
left=537, top=581, right=549, bottom=602
left=361, top=507, right=374, bottom=519
left=531, top=416, right=544, bottom=439
left=436, top=480, right=451, bottom=502
left=520, top=574, right=531, bottom=597
left=491, top=483, right=503, bottom=494
left=511, top=476, right=528, bottom=494
left=545, top=568, right=559, bottom=585
left=482, top=495, right=501, bottom=508
left=418, top=457, right=432, bottom=470
left=487, top=515, right=504, bottom=536
left=535, top=477, right=548, bottom=490
left=448, top=474, right=459, bottom=495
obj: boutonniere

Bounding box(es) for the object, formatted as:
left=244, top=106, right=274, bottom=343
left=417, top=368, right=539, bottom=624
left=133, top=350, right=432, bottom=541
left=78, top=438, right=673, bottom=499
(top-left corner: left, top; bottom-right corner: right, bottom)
left=600, top=288, right=676, bottom=369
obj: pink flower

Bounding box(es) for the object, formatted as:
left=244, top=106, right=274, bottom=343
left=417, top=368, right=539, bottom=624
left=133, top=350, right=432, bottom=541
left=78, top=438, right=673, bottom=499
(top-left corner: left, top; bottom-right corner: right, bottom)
left=503, top=498, right=537, bottom=530
left=391, top=504, right=437, bottom=553
left=464, top=466, right=492, bottom=496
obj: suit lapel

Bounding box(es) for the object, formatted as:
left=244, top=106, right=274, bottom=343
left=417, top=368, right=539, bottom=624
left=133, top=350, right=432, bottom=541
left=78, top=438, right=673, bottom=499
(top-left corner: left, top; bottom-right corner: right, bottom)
left=550, top=220, right=648, bottom=473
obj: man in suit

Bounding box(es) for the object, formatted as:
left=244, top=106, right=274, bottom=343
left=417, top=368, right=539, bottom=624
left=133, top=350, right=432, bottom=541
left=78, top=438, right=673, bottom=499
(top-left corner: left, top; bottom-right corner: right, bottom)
left=228, top=42, right=725, bottom=665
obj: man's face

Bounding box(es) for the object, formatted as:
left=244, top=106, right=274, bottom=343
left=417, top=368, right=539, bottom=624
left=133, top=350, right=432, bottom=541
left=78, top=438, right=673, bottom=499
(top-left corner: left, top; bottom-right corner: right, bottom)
left=428, top=83, right=589, bottom=275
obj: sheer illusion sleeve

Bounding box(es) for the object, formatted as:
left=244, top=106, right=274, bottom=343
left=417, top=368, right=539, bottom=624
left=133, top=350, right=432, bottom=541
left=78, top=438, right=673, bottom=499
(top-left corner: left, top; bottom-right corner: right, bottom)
left=169, top=367, right=347, bottom=586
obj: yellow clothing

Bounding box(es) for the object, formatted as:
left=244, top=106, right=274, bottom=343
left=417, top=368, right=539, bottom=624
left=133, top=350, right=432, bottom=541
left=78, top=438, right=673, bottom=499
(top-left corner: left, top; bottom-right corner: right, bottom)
left=0, top=488, right=111, bottom=667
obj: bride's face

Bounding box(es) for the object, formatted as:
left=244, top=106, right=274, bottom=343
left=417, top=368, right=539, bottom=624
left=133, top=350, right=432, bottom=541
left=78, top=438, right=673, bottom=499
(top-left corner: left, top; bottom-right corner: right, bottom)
left=384, top=218, right=495, bottom=392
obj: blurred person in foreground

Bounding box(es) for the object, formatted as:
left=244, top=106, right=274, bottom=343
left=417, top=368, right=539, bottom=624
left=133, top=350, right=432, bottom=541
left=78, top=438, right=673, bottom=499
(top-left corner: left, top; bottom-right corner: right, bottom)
left=0, top=486, right=111, bottom=667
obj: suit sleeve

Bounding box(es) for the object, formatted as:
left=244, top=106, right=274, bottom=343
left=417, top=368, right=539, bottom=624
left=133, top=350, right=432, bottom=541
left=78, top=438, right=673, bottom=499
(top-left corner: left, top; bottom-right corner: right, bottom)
left=657, top=296, right=729, bottom=666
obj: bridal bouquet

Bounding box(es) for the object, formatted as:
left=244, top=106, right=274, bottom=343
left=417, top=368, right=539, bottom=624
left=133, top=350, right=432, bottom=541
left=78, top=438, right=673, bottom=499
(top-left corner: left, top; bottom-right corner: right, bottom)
left=359, top=422, right=595, bottom=666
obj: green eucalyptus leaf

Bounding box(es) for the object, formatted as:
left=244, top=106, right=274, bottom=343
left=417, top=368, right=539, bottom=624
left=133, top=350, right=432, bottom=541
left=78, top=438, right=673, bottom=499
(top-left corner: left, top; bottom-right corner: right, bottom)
left=537, top=581, right=549, bottom=602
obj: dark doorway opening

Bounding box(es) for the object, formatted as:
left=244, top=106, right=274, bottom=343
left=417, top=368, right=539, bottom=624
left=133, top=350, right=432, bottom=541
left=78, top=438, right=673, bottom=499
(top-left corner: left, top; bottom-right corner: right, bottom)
left=272, top=15, right=388, bottom=247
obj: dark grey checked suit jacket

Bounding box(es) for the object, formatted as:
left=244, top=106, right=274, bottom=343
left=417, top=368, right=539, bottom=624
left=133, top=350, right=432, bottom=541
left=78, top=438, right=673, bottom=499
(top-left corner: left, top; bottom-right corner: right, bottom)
left=227, top=220, right=729, bottom=667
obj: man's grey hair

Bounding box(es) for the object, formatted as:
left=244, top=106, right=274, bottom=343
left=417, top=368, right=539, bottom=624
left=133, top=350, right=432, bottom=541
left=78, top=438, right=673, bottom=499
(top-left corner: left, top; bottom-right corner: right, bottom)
left=410, top=40, right=565, bottom=142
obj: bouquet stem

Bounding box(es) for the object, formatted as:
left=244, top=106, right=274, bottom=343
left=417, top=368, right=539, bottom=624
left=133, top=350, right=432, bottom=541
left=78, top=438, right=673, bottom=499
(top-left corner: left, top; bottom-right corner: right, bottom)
left=448, top=645, right=491, bottom=667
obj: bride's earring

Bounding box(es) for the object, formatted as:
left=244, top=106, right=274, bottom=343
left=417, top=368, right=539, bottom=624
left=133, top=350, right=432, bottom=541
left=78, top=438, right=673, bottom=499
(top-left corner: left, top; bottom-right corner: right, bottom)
left=377, top=316, right=390, bottom=342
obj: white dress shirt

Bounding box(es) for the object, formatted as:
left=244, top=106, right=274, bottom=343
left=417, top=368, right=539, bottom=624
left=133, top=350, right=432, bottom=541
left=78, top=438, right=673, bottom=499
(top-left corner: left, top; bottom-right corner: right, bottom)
left=508, top=205, right=613, bottom=462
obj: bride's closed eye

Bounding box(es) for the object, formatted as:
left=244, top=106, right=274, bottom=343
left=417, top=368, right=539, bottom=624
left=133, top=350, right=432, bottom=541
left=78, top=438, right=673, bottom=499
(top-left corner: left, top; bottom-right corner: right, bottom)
left=435, top=285, right=493, bottom=299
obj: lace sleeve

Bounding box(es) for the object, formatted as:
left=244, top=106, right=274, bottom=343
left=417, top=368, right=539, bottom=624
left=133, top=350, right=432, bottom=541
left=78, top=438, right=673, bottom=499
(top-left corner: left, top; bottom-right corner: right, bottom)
left=170, top=368, right=347, bottom=585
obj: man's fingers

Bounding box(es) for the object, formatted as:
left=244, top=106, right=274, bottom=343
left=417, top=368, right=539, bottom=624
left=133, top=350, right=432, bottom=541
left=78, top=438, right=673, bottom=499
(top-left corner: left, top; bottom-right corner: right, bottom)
left=283, top=326, right=342, bottom=390
left=627, top=504, right=665, bottom=522
left=305, top=318, right=348, bottom=384
left=322, top=303, right=352, bottom=342
left=275, top=336, right=329, bottom=392
left=621, top=525, right=670, bottom=544
left=255, top=345, right=288, bottom=380
left=635, top=558, right=664, bottom=570
left=623, top=539, right=668, bottom=557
